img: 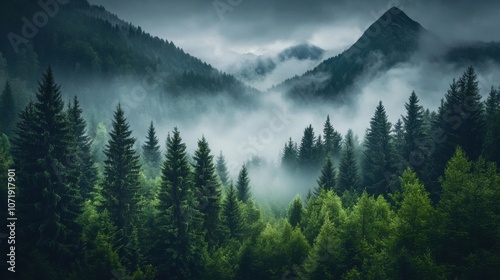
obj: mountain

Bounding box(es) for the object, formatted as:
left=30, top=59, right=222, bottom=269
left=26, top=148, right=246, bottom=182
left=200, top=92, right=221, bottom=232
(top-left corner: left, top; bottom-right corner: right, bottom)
left=278, top=7, right=500, bottom=103
left=228, top=43, right=325, bottom=88
left=0, top=0, right=257, bottom=114
left=277, top=43, right=325, bottom=61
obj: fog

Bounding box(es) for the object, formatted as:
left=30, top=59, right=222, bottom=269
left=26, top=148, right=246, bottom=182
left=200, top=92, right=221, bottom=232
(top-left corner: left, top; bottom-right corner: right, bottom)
left=57, top=52, right=500, bottom=205
left=45, top=0, right=500, bottom=205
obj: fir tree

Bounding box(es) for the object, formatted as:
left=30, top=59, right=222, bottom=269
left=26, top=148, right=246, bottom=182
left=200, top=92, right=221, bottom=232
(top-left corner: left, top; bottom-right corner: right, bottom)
left=281, top=137, right=298, bottom=173
left=363, top=101, right=395, bottom=196
left=67, top=96, right=98, bottom=200
left=193, top=136, right=222, bottom=247
left=298, top=125, right=317, bottom=172
left=288, top=195, right=303, bottom=228
left=315, top=157, right=336, bottom=196
left=0, top=81, right=16, bottom=137
left=142, top=121, right=161, bottom=178
left=402, top=91, right=426, bottom=173
left=393, top=119, right=407, bottom=175
left=236, top=165, right=251, bottom=203
left=483, top=86, right=500, bottom=165
left=222, top=182, right=244, bottom=240
left=153, top=127, right=206, bottom=279
left=13, top=67, right=82, bottom=267
left=102, top=104, right=141, bottom=268
left=338, top=129, right=359, bottom=193
left=323, top=115, right=342, bottom=159
left=216, top=151, right=230, bottom=186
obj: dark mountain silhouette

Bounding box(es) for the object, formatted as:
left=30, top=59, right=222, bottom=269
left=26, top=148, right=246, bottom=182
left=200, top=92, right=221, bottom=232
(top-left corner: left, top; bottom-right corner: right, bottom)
left=278, top=7, right=500, bottom=103
left=0, top=0, right=257, bottom=102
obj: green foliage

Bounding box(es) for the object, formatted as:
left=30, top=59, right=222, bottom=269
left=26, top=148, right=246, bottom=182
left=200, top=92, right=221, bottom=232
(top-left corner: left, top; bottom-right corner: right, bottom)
left=13, top=67, right=83, bottom=269
left=302, top=190, right=346, bottom=243
left=338, top=129, right=360, bottom=193
left=391, top=169, right=443, bottom=279
left=437, top=147, right=500, bottom=279
left=153, top=127, right=206, bottom=279
left=288, top=195, right=304, bottom=228
left=402, top=91, right=427, bottom=176
left=141, top=121, right=161, bottom=178
left=0, top=81, right=17, bottom=137
left=237, top=221, right=310, bottom=280
left=102, top=104, right=142, bottom=269
left=222, top=182, right=244, bottom=240
left=281, top=137, right=298, bottom=173
left=315, top=156, right=336, bottom=196
left=323, top=115, right=343, bottom=160
left=236, top=165, right=251, bottom=203
left=67, top=96, right=98, bottom=200
left=193, top=136, right=223, bottom=247
left=216, top=151, right=230, bottom=186
left=363, top=101, right=396, bottom=196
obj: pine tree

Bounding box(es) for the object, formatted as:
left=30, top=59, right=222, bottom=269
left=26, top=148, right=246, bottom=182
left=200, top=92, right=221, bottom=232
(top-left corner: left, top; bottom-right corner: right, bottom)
left=153, top=127, right=206, bottom=279
left=102, top=104, right=141, bottom=268
left=402, top=91, right=426, bottom=171
left=432, top=68, right=486, bottom=198
left=363, top=101, right=395, bottom=196
left=193, top=136, right=222, bottom=247
left=323, top=115, right=342, bottom=159
left=67, top=96, right=98, bottom=200
left=0, top=81, right=16, bottom=137
left=456, top=66, right=485, bottom=160
left=483, top=86, right=500, bottom=165
left=281, top=137, right=298, bottom=173
left=298, top=125, right=316, bottom=172
left=236, top=165, right=251, bottom=203
left=338, top=129, right=359, bottom=193
left=314, top=134, right=325, bottom=169
left=216, top=151, right=230, bottom=186
left=13, top=67, right=82, bottom=267
left=392, top=169, right=438, bottom=280
left=288, top=195, right=303, bottom=228
left=142, top=121, right=161, bottom=178
left=393, top=119, right=407, bottom=174
left=315, top=157, right=336, bottom=196
left=222, top=182, right=244, bottom=240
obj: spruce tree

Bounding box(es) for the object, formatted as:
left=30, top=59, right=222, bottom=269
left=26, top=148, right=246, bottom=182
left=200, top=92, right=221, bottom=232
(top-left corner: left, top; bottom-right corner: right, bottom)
left=153, top=127, right=206, bottom=279
left=314, top=135, right=325, bottom=169
left=338, top=129, right=359, bottom=193
left=323, top=115, right=342, bottom=159
left=402, top=91, right=426, bottom=170
left=483, top=86, right=500, bottom=165
left=216, top=151, right=230, bottom=186
left=288, top=195, right=304, bottom=228
left=315, top=157, right=336, bottom=196
left=432, top=68, right=485, bottom=197
left=363, top=101, right=395, bottom=196
left=102, top=104, right=141, bottom=268
left=298, top=125, right=317, bottom=172
left=13, top=67, right=82, bottom=267
left=193, top=136, right=222, bottom=247
left=281, top=137, right=298, bottom=173
left=67, top=96, right=97, bottom=200
left=222, top=182, right=244, bottom=240
left=142, top=121, right=161, bottom=178
left=393, top=119, right=407, bottom=174
left=456, top=66, right=485, bottom=160
left=0, top=81, right=16, bottom=137
left=236, top=165, right=251, bottom=203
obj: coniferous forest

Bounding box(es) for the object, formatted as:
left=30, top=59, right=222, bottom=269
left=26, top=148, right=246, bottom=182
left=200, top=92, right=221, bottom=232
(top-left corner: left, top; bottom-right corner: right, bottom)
left=1, top=1, right=500, bottom=280
left=1, top=64, right=499, bottom=280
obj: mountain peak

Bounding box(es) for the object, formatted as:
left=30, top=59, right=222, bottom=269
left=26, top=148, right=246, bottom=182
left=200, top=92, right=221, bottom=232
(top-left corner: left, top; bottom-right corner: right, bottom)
left=346, top=6, right=427, bottom=58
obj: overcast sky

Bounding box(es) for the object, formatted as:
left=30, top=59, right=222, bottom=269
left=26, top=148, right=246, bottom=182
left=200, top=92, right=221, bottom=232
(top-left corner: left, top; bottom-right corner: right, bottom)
left=87, top=0, right=500, bottom=70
